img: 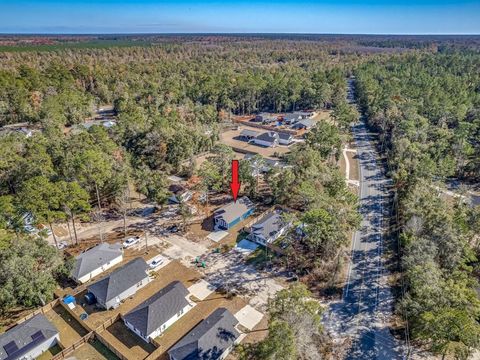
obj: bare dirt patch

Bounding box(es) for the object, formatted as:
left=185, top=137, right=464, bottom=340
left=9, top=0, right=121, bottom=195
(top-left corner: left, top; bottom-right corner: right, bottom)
left=67, top=338, right=120, bottom=360
left=346, top=151, right=359, bottom=181
left=219, top=126, right=292, bottom=158
left=45, top=305, right=88, bottom=348
left=106, top=320, right=156, bottom=359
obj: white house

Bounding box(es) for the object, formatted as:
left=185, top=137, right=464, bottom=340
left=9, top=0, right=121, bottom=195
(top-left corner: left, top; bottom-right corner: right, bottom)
left=71, top=242, right=123, bottom=284
left=0, top=314, right=59, bottom=360
left=252, top=132, right=279, bottom=147
left=248, top=210, right=290, bottom=246
left=123, top=281, right=193, bottom=343
left=277, top=132, right=294, bottom=145
left=87, top=257, right=150, bottom=309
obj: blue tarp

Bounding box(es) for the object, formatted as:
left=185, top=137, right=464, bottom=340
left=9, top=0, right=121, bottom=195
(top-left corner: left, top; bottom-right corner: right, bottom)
left=63, top=295, right=76, bottom=304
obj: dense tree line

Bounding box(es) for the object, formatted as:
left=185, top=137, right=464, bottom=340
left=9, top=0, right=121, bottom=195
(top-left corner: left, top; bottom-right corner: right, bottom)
left=0, top=42, right=354, bottom=127
left=355, top=52, right=480, bottom=358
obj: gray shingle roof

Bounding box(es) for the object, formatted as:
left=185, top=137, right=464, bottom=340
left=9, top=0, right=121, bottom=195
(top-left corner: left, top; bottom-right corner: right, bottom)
left=123, top=281, right=189, bottom=337
left=168, top=308, right=240, bottom=360
left=71, top=243, right=123, bottom=280
left=256, top=132, right=279, bottom=143
left=292, top=119, right=315, bottom=129
left=214, top=197, right=254, bottom=225
left=239, top=129, right=259, bottom=138
left=277, top=132, right=293, bottom=141
left=87, top=257, right=148, bottom=304
left=249, top=210, right=288, bottom=241
left=0, top=314, right=58, bottom=360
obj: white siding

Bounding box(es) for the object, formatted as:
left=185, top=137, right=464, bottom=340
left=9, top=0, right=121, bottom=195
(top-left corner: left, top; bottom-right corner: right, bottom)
left=146, top=303, right=192, bottom=340
left=76, top=254, right=123, bottom=284
left=252, top=139, right=277, bottom=147
left=22, top=334, right=59, bottom=359
left=278, top=137, right=292, bottom=145
left=104, top=276, right=150, bottom=309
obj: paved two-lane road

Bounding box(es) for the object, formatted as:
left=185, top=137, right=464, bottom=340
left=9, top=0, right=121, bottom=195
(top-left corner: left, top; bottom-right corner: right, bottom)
left=323, top=81, right=405, bottom=359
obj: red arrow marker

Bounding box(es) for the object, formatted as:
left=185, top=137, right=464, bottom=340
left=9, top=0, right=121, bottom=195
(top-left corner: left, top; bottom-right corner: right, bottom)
left=230, top=160, right=240, bottom=202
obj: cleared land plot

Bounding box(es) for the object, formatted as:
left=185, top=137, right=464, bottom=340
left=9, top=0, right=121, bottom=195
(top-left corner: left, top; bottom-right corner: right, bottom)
left=201, top=250, right=284, bottom=309
left=219, top=126, right=292, bottom=158
left=75, top=261, right=203, bottom=330
left=346, top=150, right=359, bottom=181
left=105, top=320, right=156, bottom=359
left=65, top=339, right=119, bottom=360
left=45, top=305, right=88, bottom=348
left=192, top=151, right=243, bottom=170
left=151, top=291, right=247, bottom=360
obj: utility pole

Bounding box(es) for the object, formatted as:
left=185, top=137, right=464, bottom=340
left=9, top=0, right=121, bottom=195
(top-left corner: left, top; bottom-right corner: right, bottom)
left=144, top=227, right=148, bottom=253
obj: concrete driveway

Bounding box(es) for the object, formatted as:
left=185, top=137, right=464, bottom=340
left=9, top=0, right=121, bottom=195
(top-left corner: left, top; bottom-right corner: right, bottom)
left=188, top=279, right=216, bottom=300
left=234, top=305, right=264, bottom=331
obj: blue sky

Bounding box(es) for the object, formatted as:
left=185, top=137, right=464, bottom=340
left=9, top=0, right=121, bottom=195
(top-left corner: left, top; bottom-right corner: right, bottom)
left=0, top=0, right=479, bottom=34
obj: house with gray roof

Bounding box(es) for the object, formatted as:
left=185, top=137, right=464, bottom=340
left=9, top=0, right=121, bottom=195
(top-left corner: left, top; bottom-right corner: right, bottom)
left=214, top=197, right=254, bottom=230
left=277, top=132, right=294, bottom=145
left=0, top=314, right=59, bottom=360
left=71, top=242, right=123, bottom=284
left=248, top=210, right=290, bottom=246
left=244, top=154, right=285, bottom=174
left=252, top=132, right=279, bottom=147
left=123, top=281, right=194, bottom=343
left=87, top=257, right=150, bottom=309
left=168, top=308, right=240, bottom=360
left=239, top=129, right=259, bottom=141
left=291, top=119, right=315, bottom=130
left=254, top=113, right=278, bottom=124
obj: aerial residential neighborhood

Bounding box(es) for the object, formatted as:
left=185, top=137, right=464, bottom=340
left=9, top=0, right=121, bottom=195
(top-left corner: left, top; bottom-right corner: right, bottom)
left=1, top=3, right=480, bottom=360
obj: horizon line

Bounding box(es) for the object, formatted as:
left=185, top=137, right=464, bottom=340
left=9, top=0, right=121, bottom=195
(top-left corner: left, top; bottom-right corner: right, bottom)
left=1, top=32, right=480, bottom=36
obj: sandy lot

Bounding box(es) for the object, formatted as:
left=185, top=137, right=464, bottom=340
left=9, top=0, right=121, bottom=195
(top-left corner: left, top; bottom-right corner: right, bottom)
left=200, top=250, right=284, bottom=310
left=219, top=126, right=292, bottom=158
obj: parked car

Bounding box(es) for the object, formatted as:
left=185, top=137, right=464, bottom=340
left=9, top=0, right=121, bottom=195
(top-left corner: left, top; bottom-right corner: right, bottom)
left=123, top=236, right=140, bottom=248
left=57, top=241, right=68, bottom=250
left=148, top=255, right=165, bottom=269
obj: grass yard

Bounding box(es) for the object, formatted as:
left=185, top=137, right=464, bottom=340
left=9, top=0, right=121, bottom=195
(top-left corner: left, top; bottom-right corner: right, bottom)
left=105, top=320, right=156, bottom=359
left=36, top=344, right=62, bottom=360
left=45, top=306, right=88, bottom=348
left=67, top=338, right=120, bottom=360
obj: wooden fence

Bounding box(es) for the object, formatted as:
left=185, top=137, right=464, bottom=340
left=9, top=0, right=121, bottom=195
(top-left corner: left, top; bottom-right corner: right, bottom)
left=58, top=299, right=95, bottom=333
left=14, top=298, right=60, bottom=326
left=51, top=332, right=95, bottom=360
left=95, top=331, right=130, bottom=360
left=95, top=313, right=121, bottom=333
